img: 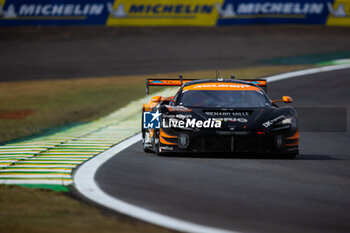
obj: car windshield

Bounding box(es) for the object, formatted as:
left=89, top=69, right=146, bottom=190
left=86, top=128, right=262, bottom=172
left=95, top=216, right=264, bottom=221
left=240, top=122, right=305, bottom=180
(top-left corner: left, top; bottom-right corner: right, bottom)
left=178, top=90, right=270, bottom=108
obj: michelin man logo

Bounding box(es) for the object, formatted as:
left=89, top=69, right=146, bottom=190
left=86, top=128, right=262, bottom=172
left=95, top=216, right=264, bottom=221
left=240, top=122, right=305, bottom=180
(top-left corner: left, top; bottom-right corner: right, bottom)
left=107, top=3, right=127, bottom=18
left=0, top=4, right=17, bottom=18
left=328, top=3, right=349, bottom=17
left=216, top=3, right=236, bottom=18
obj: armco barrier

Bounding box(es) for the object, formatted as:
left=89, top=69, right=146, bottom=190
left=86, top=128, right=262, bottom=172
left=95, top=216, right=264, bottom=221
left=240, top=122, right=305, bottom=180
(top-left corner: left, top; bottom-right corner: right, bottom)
left=0, top=0, right=349, bottom=26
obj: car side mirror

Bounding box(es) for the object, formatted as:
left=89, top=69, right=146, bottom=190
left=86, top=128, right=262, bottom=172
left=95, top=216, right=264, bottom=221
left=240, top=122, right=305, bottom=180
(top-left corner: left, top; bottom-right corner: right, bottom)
left=283, top=96, right=293, bottom=103
left=272, top=96, right=293, bottom=103
left=151, top=96, right=162, bottom=102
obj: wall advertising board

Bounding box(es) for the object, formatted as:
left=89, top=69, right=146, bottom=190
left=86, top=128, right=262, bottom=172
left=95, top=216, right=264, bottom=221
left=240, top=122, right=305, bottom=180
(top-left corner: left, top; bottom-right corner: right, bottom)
left=1, top=0, right=349, bottom=26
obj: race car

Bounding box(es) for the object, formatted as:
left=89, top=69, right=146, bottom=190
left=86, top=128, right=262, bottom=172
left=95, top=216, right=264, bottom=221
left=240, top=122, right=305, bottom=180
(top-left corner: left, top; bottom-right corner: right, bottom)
left=142, top=76, right=299, bottom=158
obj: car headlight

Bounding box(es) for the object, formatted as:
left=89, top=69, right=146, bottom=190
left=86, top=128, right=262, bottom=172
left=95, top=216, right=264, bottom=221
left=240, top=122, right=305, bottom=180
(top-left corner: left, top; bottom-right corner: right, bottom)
left=282, top=118, right=292, bottom=124
left=281, top=117, right=297, bottom=128
left=269, top=117, right=297, bottom=132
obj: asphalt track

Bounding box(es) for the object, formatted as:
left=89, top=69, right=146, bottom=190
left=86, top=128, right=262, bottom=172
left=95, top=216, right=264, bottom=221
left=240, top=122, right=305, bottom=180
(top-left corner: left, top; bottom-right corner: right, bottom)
left=95, top=68, right=350, bottom=233
left=1, top=26, right=350, bottom=81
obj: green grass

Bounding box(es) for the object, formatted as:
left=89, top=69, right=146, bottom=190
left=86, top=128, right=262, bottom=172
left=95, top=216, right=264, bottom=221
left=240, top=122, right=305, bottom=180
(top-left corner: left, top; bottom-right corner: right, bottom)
left=0, top=76, right=146, bottom=143
left=0, top=65, right=310, bottom=144
left=0, top=185, right=173, bottom=233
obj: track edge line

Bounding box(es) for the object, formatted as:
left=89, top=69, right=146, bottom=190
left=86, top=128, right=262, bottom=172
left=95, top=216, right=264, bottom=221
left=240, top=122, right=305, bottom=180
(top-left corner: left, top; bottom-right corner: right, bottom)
left=73, top=63, right=350, bottom=233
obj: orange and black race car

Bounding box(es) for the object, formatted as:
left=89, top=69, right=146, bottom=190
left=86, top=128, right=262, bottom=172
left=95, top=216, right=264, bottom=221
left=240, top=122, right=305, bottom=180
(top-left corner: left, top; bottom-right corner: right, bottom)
left=142, top=76, right=299, bottom=158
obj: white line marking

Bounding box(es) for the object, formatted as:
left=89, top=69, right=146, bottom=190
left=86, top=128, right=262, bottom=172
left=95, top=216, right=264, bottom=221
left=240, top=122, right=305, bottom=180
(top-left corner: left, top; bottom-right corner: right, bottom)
left=0, top=175, right=71, bottom=178
left=0, top=146, right=54, bottom=148
left=265, top=64, right=350, bottom=83
left=74, top=134, right=233, bottom=233
left=12, top=165, right=76, bottom=168
left=18, top=161, right=81, bottom=164
left=0, top=169, right=71, bottom=172
left=0, top=149, right=44, bottom=152
left=63, top=144, right=112, bottom=145
left=41, top=152, right=95, bottom=154
left=35, top=156, right=92, bottom=158
left=0, top=152, right=38, bottom=154
left=0, top=179, right=73, bottom=185
left=26, top=158, right=87, bottom=161
left=74, top=64, right=350, bottom=233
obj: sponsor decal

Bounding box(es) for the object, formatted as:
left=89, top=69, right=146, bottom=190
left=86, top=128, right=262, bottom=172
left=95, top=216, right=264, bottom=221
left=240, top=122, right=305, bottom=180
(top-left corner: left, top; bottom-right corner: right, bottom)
left=163, top=118, right=221, bottom=129
left=215, top=117, right=248, bottom=123
left=163, top=114, right=176, bottom=118
left=160, top=146, right=173, bottom=151
left=204, top=110, right=251, bottom=117
left=178, top=134, right=189, bottom=148
left=0, top=0, right=111, bottom=25
left=327, top=0, right=350, bottom=26
left=106, top=0, right=223, bottom=26
left=143, top=110, right=162, bottom=129
left=149, top=80, right=179, bottom=85
left=175, top=113, right=192, bottom=119
left=217, top=0, right=330, bottom=25
left=150, top=80, right=164, bottom=84
left=262, top=115, right=285, bottom=128
left=162, top=113, right=192, bottom=119
left=192, top=84, right=251, bottom=89
left=218, top=2, right=324, bottom=17
left=1, top=0, right=348, bottom=27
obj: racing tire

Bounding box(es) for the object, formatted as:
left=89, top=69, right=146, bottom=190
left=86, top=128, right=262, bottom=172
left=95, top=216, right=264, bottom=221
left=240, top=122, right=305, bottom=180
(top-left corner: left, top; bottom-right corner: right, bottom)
left=143, top=144, right=153, bottom=153
left=151, top=130, right=170, bottom=156
left=143, top=130, right=153, bottom=153
left=155, top=140, right=170, bottom=156
left=155, top=143, right=161, bottom=155
left=155, top=142, right=163, bottom=156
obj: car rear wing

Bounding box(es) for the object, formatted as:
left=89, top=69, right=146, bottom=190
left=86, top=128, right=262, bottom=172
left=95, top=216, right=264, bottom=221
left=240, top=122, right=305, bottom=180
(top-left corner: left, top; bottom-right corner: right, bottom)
left=242, top=79, right=266, bottom=87
left=146, top=78, right=196, bottom=95
left=146, top=77, right=267, bottom=94
left=242, top=79, right=267, bottom=92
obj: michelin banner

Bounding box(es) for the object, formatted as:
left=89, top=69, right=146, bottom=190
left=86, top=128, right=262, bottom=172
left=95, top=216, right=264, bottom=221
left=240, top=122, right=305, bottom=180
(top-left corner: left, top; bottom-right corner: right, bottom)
left=217, top=0, right=350, bottom=26
left=0, top=0, right=349, bottom=26
left=106, top=0, right=222, bottom=26
left=0, top=0, right=113, bottom=25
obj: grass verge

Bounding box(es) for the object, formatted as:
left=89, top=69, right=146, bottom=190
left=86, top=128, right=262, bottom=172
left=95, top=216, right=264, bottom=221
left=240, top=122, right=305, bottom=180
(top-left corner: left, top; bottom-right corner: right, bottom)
left=0, top=64, right=310, bottom=144
left=0, top=185, right=173, bottom=233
